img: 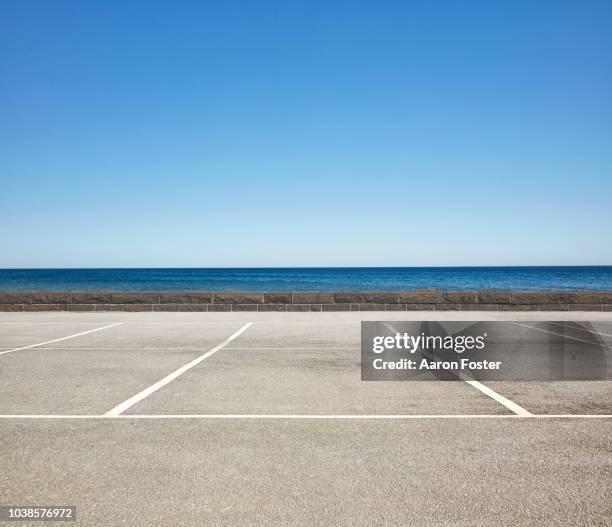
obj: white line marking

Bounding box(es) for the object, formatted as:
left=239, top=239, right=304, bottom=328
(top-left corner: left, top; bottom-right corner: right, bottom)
left=0, top=322, right=120, bottom=325
left=20, top=347, right=203, bottom=350
left=0, top=323, right=123, bottom=356
left=0, top=414, right=610, bottom=420
left=511, top=322, right=606, bottom=346
left=104, top=322, right=253, bottom=416
left=382, top=322, right=532, bottom=416
left=547, top=321, right=612, bottom=339
left=1, top=346, right=359, bottom=351
left=457, top=375, right=532, bottom=416
left=225, top=347, right=360, bottom=350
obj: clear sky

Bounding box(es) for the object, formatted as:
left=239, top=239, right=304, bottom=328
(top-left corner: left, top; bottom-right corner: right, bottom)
left=1, top=1, right=611, bottom=268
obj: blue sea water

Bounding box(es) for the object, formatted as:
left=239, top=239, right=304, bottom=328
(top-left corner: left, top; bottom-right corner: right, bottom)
left=0, top=267, right=610, bottom=292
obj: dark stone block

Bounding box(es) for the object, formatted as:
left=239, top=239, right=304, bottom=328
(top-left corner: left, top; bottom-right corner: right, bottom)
left=154, top=304, right=179, bottom=311
left=67, top=304, right=95, bottom=311
left=208, top=304, right=231, bottom=312
left=0, top=292, right=32, bottom=304
left=179, top=304, right=209, bottom=312
left=363, top=292, right=398, bottom=304
left=499, top=304, right=539, bottom=311
left=511, top=292, right=548, bottom=304
left=477, top=292, right=511, bottom=304
left=569, top=304, right=603, bottom=311
left=124, top=304, right=154, bottom=311
left=292, top=293, right=333, bottom=304
left=23, top=304, right=61, bottom=311
left=333, top=292, right=366, bottom=303
left=309, top=304, right=322, bottom=312
left=435, top=304, right=462, bottom=311
left=358, top=303, right=387, bottom=311
left=386, top=304, right=407, bottom=311
left=574, top=293, right=612, bottom=304
left=322, top=303, right=351, bottom=311
left=263, top=293, right=292, bottom=303
left=547, top=292, right=579, bottom=304
left=444, top=292, right=479, bottom=303
left=0, top=303, right=23, bottom=311
left=30, top=292, right=71, bottom=304
left=538, top=304, right=569, bottom=311
left=72, top=292, right=112, bottom=304
left=159, top=293, right=213, bottom=304
left=260, top=304, right=287, bottom=312
left=111, top=293, right=160, bottom=304
left=95, top=304, right=124, bottom=311
left=287, top=304, right=310, bottom=312
left=399, top=291, right=444, bottom=304
left=232, top=304, right=259, bottom=312
left=461, top=304, right=499, bottom=311
left=405, top=304, right=435, bottom=311
left=213, top=293, right=264, bottom=304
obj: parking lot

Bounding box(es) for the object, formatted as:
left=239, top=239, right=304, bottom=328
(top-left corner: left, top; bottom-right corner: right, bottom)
left=1, top=311, right=611, bottom=525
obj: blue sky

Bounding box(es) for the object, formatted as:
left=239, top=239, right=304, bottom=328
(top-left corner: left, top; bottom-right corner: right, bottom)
left=1, top=1, right=611, bottom=267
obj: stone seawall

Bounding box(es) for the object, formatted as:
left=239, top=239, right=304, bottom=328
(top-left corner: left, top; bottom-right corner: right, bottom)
left=1, top=291, right=611, bottom=311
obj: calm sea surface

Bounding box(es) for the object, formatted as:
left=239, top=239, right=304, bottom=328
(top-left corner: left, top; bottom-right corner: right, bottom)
left=0, top=267, right=610, bottom=291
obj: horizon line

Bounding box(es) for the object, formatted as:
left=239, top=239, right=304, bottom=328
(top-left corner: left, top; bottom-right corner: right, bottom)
left=1, top=265, right=611, bottom=271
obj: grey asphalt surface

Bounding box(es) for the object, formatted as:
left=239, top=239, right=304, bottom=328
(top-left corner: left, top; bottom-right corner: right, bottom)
left=1, top=311, right=611, bottom=526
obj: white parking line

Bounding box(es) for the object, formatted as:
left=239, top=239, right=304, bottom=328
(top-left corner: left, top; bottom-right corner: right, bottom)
left=225, top=347, right=360, bottom=350
left=547, top=321, right=612, bottom=339
left=382, top=323, right=532, bottom=416
left=458, top=376, right=531, bottom=416
left=0, top=322, right=120, bottom=325
left=0, top=346, right=360, bottom=351
left=104, top=322, right=253, bottom=416
left=0, top=323, right=124, bottom=356
left=18, top=347, right=205, bottom=350
left=511, top=322, right=606, bottom=345
left=0, top=414, right=610, bottom=420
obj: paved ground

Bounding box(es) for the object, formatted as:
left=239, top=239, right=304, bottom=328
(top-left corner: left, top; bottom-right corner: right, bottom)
left=1, top=311, right=611, bottom=526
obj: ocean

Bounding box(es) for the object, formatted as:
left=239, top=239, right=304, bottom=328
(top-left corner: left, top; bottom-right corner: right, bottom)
left=0, top=267, right=610, bottom=292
